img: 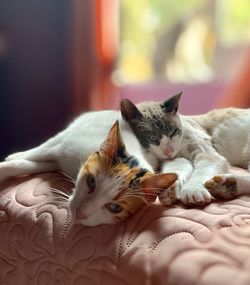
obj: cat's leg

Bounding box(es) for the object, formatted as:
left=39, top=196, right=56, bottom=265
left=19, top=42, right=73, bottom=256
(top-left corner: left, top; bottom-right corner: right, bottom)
left=159, top=157, right=193, bottom=205
left=205, top=173, right=250, bottom=199
left=0, top=159, right=58, bottom=182
left=179, top=147, right=229, bottom=205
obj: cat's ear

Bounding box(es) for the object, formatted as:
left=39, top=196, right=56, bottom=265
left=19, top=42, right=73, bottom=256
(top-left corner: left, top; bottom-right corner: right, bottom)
left=162, top=92, right=182, bottom=114
left=120, top=98, right=143, bottom=122
left=140, top=173, right=178, bottom=202
left=101, top=121, right=125, bottom=160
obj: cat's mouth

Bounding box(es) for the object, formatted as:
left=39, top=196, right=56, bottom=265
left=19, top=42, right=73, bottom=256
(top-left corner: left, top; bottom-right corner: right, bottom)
left=76, top=207, right=89, bottom=220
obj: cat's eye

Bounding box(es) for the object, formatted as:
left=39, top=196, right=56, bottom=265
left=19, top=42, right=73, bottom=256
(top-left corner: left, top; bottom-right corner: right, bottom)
left=150, top=136, right=158, bottom=144
left=170, top=128, right=178, bottom=139
left=86, top=174, right=96, bottom=194
left=105, top=202, right=124, bottom=214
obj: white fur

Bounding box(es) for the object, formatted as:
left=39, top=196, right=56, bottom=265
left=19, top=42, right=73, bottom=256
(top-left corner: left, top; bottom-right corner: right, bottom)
left=223, top=174, right=250, bottom=195
left=211, top=112, right=250, bottom=168
left=159, top=157, right=193, bottom=205
left=235, top=175, right=250, bottom=195
left=176, top=118, right=228, bottom=205
left=202, top=111, right=250, bottom=199
left=4, top=111, right=153, bottom=177
left=1, top=110, right=153, bottom=226
left=149, top=133, right=182, bottom=160
left=159, top=110, right=250, bottom=205
left=70, top=173, right=124, bottom=226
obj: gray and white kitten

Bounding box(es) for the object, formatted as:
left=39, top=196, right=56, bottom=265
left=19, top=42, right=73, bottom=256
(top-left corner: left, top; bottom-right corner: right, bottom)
left=121, top=93, right=250, bottom=205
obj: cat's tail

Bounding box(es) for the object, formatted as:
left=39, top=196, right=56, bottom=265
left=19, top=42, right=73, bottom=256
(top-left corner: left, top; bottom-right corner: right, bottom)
left=0, top=159, right=58, bottom=183
left=1, top=131, right=66, bottom=183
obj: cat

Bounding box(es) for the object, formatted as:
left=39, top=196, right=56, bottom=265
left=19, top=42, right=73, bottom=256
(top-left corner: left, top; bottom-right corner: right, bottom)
left=0, top=113, right=177, bottom=226
left=69, top=122, right=177, bottom=226
left=120, top=93, right=250, bottom=206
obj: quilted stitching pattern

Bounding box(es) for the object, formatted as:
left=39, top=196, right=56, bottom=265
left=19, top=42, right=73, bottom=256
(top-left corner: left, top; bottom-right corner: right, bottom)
left=0, top=172, right=250, bottom=285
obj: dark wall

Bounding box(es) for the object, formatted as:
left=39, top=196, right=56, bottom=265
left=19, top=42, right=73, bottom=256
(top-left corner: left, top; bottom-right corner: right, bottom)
left=0, top=0, right=70, bottom=160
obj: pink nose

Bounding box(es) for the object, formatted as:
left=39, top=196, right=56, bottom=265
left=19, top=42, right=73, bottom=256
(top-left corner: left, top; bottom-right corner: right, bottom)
left=165, top=146, right=174, bottom=158
left=76, top=207, right=88, bottom=220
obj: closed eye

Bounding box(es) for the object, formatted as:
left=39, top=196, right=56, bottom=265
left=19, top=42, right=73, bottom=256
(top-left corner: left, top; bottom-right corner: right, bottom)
left=150, top=136, right=159, bottom=144
left=170, top=128, right=178, bottom=139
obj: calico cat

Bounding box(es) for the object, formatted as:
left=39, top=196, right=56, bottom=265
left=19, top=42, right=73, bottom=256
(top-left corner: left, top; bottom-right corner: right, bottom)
left=0, top=115, right=177, bottom=226
left=121, top=94, right=250, bottom=206
left=70, top=122, right=177, bottom=226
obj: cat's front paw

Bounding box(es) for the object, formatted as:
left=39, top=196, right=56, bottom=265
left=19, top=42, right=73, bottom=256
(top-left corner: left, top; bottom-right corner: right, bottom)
left=180, top=185, right=211, bottom=206
left=159, top=180, right=182, bottom=206
left=205, top=175, right=237, bottom=199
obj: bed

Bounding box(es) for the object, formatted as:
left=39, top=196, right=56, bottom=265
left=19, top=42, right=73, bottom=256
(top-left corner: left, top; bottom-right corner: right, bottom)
left=0, top=172, right=250, bottom=285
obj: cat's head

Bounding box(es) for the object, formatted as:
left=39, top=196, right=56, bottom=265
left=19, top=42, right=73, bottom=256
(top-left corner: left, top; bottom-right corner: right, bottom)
left=121, top=93, right=183, bottom=160
left=69, top=121, right=177, bottom=226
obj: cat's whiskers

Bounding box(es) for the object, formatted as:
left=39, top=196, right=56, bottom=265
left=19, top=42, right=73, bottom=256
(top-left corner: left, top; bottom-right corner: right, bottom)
left=58, top=170, right=76, bottom=183
left=137, top=186, right=166, bottom=191
left=47, top=187, right=70, bottom=205
left=49, top=195, right=69, bottom=203
left=58, top=177, right=76, bottom=184
left=47, top=198, right=69, bottom=206
left=49, top=187, right=70, bottom=200
left=120, top=193, right=149, bottom=206
left=126, top=188, right=157, bottom=195
left=49, top=197, right=69, bottom=203
left=126, top=186, right=166, bottom=195
left=128, top=192, right=158, bottom=199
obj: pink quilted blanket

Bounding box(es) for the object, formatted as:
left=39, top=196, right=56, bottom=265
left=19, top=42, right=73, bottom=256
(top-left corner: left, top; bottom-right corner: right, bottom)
left=1, top=172, right=250, bottom=285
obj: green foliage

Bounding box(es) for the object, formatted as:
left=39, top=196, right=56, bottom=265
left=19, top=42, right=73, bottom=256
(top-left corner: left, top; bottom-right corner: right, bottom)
left=221, top=0, right=250, bottom=44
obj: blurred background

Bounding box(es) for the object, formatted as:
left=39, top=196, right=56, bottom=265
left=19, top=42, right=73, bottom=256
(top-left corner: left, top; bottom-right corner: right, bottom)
left=0, top=0, right=249, bottom=159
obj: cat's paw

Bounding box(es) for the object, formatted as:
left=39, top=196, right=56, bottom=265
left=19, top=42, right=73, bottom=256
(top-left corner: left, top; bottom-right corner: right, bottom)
left=159, top=183, right=177, bottom=205
left=159, top=180, right=182, bottom=206
left=205, top=175, right=237, bottom=199
left=180, top=185, right=212, bottom=206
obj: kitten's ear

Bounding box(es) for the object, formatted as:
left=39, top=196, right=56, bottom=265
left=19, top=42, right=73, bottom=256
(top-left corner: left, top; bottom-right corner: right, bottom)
left=120, top=98, right=143, bottom=122
left=162, top=92, right=182, bottom=114
left=101, top=121, right=125, bottom=160
left=140, top=173, right=178, bottom=202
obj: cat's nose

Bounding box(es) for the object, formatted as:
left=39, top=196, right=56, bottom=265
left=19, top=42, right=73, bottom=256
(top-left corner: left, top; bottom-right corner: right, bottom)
left=76, top=207, right=88, bottom=220
left=164, top=146, right=174, bottom=158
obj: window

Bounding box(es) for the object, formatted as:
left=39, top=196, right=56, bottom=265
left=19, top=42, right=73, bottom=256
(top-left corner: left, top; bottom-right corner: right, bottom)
left=115, top=0, right=250, bottom=84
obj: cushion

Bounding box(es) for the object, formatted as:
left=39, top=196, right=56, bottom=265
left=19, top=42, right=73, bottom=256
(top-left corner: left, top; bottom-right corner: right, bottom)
left=0, top=172, right=250, bottom=285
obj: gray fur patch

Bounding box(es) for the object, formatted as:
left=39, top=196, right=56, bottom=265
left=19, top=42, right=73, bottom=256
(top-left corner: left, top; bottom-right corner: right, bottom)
left=129, top=102, right=182, bottom=149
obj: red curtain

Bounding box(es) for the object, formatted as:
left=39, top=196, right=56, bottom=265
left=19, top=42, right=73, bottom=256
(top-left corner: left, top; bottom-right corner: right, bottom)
left=70, top=0, right=119, bottom=115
